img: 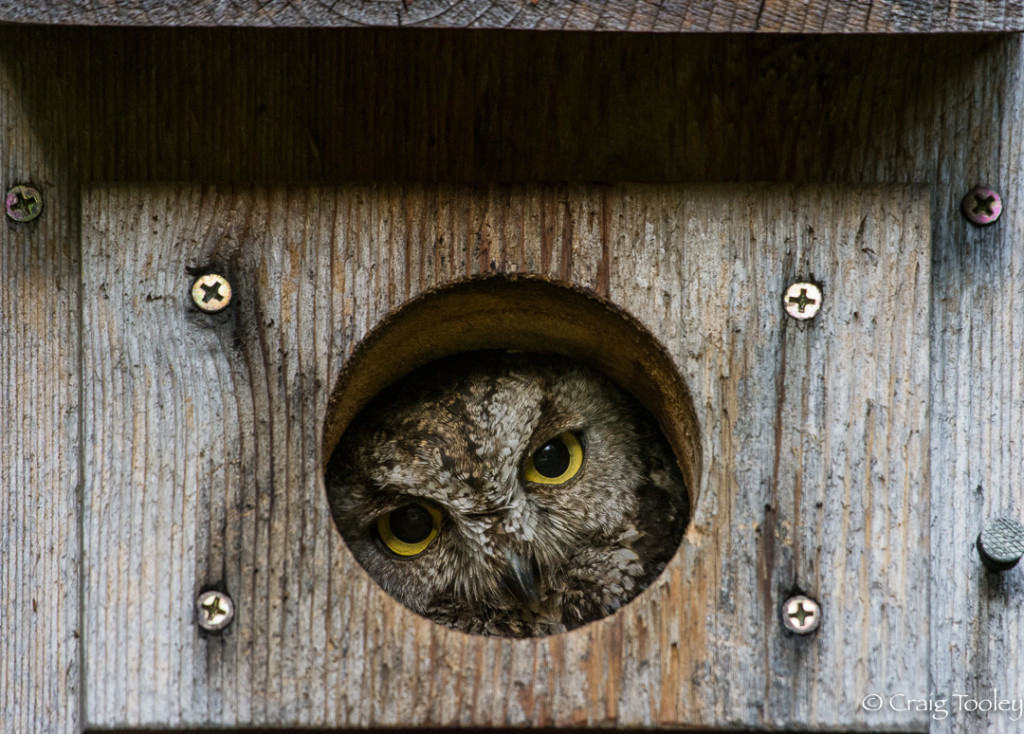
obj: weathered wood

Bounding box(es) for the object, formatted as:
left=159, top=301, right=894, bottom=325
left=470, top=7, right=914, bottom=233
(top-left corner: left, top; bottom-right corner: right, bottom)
left=926, top=39, right=1024, bottom=734
left=2, top=26, right=1024, bottom=733
left=81, top=183, right=930, bottom=730
left=0, top=29, right=1004, bottom=185
left=0, top=0, right=1019, bottom=33
left=0, top=39, right=81, bottom=734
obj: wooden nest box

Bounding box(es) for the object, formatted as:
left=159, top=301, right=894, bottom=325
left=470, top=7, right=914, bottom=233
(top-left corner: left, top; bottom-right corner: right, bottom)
left=2, top=3, right=1024, bottom=733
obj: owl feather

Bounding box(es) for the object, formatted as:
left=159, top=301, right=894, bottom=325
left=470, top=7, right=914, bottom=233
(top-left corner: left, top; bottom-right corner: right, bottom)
left=326, top=351, right=688, bottom=637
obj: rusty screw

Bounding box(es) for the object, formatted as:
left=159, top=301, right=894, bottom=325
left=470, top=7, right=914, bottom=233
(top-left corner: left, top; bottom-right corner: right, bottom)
left=962, top=186, right=1002, bottom=226
left=782, top=594, right=820, bottom=635
left=196, top=590, right=235, bottom=632
left=977, top=517, right=1024, bottom=572
left=5, top=185, right=43, bottom=223
left=784, top=282, right=822, bottom=321
left=191, top=273, right=233, bottom=313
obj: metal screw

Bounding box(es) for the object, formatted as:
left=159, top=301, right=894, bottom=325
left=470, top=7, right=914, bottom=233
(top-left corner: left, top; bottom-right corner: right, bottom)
left=977, top=517, right=1024, bottom=572
left=5, top=185, right=43, bottom=222
left=782, top=595, right=820, bottom=635
left=962, top=186, right=1002, bottom=226
left=191, top=273, right=233, bottom=313
left=196, top=590, right=235, bottom=632
left=783, top=282, right=822, bottom=321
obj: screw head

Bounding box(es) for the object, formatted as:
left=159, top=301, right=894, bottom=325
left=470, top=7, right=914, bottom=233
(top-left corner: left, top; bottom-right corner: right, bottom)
left=782, top=594, right=820, bottom=635
left=5, top=185, right=43, bottom=222
left=196, top=590, right=235, bottom=632
left=962, top=186, right=1002, bottom=226
left=191, top=273, right=233, bottom=313
left=977, top=517, right=1024, bottom=572
left=783, top=282, right=822, bottom=321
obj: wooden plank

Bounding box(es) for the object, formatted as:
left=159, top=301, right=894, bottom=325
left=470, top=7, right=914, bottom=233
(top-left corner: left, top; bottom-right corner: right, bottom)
left=0, top=41, right=81, bottom=734
left=1, top=0, right=1023, bottom=32
left=0, top=30, right=998, bottom=185
left=81, top=183, right=930, bottom=730
left=925, top=38, right=1024, bottom=734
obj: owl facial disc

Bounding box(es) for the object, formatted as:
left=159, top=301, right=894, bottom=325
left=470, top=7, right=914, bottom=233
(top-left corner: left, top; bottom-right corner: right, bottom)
left=326, top=351, right=689, bottom=637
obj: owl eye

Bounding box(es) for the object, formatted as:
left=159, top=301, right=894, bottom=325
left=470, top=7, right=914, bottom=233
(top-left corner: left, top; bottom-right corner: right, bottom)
left=522, top=431, right=584, bottom=485
left=376, top=502, right=442, bottom=557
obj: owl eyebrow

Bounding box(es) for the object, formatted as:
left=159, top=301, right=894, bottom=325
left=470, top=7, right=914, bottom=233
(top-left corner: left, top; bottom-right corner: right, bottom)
left=372, top=487, right=438, bottom=511
left=526, top=425, right=586, bottom=455
left=532, top=396, right=585, bottom=434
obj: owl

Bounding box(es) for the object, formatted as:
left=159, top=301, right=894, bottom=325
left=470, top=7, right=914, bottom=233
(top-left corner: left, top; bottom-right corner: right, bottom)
left=325, top=351, right=688, bottom=637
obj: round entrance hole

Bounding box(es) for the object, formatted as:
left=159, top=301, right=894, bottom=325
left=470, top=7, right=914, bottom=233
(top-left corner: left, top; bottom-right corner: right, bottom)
left=323, top=275, right=700, bottom=637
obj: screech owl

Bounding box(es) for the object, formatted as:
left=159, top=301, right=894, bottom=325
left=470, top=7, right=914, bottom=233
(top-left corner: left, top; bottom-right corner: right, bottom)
left=325, top=351, right=688, bottom=637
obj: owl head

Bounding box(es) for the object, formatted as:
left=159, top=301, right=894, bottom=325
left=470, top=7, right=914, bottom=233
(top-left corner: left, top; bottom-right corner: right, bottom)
left=326, top=351, right=687, bottom=637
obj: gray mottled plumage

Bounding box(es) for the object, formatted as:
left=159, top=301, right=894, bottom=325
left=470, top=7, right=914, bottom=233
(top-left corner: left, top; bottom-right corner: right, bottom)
left=326, top=351, right=688, bottom=637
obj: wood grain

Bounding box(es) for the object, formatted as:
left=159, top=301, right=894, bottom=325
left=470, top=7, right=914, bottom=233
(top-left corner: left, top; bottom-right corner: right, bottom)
left=0, top=40, right=81, bottom=734
left=0, top=0, right=1020, bottom=32
left=81, top=183, right=931, bottom=730
left=926, top=39, right=1024, bottom=734
left=0, top=29, right=1005, bottom=185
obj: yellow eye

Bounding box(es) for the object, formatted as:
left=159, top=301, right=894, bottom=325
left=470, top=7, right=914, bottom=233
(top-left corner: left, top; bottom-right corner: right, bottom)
left=522, top=431, right=584, bottom=485
left=377, top=503, right=442, bottom=557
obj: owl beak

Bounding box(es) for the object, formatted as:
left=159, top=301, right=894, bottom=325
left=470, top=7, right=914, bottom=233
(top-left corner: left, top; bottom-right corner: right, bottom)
left=503, top=551, right=541, bottom=612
